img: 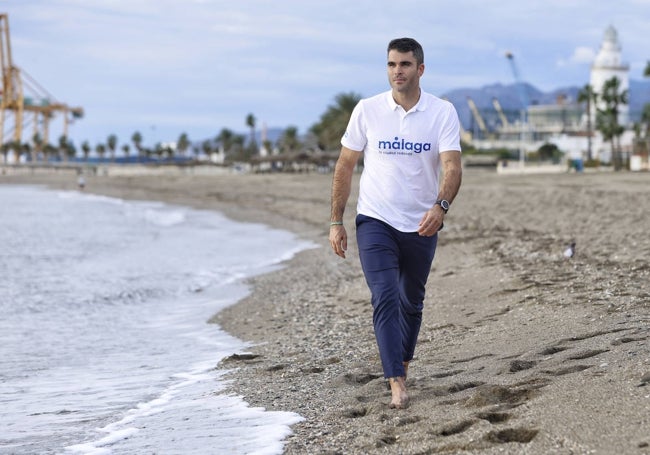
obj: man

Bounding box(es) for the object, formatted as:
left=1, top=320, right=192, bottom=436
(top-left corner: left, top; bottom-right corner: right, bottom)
left=329, top=37, right=462, bottom=409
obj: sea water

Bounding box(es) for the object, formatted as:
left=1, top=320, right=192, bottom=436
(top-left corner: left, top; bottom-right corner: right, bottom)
left=0, top=184, right=315, bottom=454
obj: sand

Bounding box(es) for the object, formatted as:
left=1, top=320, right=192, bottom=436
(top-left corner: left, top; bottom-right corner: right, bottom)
left=2, top=166, right=649, bottom=455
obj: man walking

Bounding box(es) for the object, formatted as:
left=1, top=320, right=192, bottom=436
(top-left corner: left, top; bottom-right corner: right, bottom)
left=329, top=37, right=462, bottom=409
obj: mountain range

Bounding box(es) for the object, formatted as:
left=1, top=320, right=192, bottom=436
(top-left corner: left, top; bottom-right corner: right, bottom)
left=442, top=79, right=650, bottom=133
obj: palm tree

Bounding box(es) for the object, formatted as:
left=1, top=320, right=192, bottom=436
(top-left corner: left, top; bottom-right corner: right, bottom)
left=310, top=92, right=362, bottom=151
left=81, top=141, right=91, bottom=162
left=60, top=138, right=76, bottom=162
left=153, top=142, right=165, bottom=161
left=642, top=102, right=650, bottom=139
left=216, top=128, right=234, bottom=157
left=121, top=144, right=130, bottom=162
left=1, top=142, right=9, bottom=164
left=643, top=62, right=650, bottom=138
left=177, top=132, right=190, bottom=158
left=577, top=84, right=598, bottom=161
left=21, top=142, right=31, bottom=162
left=231, top=135, right=246, bottom=160
left=58, top=135, right=69, bottom=162
left=95, top=143, right=107, bottom=162
left=245, top=113, right=257, bottom=154
left=595, top=76, right=628, bottom=170
left=131, top=131, right=143, bottom=160
left=277, top=126, right=300, bottom=154
left=201, top=140, right=213, bottom=161
left=43, top=144, right=57, bottom=162
left=32, top=133, right=44, bottom=162
left=67, top=142, right=77, bottom=161
left=635, top=61, right=650, bottom=157
left=107, top=134, right=118, bottom=162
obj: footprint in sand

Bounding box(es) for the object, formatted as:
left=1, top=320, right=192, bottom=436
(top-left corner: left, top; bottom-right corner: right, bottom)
left=465, top=384, right=539, bottom=408
left=543, top=364, right=593, bottom=376
left=484, top=427, right=539, bottom=444
left=476, top=411, right=512, bottom=423
left=435, top=419, right=476, bottom=436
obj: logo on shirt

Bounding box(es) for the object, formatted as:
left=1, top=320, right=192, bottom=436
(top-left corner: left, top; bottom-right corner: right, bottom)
left=378, top=137, right=431, bottom=154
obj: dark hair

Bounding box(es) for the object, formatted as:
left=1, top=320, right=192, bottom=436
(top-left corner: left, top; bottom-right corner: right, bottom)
left=387, top=38, right=424, bottom=65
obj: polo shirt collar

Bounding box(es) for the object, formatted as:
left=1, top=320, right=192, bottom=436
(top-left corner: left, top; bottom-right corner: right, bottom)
left=385, top=90, right=427, bottom=113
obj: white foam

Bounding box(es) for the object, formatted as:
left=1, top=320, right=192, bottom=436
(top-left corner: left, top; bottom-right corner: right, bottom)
left=142, top=207, right=186, bottom=226
left=66, top=428, right=139, bottom=454
left=57, top=190, right=126, bottom=206
left=65, top=367, right=304, bottom=454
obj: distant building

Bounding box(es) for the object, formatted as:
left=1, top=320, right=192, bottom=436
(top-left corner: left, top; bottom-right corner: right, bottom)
left=527, top=95, right=584, bottom=137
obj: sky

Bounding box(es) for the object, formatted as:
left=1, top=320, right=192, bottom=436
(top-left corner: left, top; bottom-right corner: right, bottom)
left=2, top=0, right=649, bottom=149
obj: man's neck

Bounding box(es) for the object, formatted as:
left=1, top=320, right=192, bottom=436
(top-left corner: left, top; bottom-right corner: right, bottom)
left=392, top=87, right=421, bottom=112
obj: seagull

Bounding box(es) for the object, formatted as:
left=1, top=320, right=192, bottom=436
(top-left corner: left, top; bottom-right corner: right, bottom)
left=563, top=242, right=576, bottom=258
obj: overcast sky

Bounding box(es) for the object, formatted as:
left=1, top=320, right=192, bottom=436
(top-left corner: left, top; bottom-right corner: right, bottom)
left=3, top=0, right=649, bottom=148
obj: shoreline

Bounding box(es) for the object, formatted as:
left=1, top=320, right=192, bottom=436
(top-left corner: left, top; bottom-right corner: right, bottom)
left=2, top=169, right=649, bottom=454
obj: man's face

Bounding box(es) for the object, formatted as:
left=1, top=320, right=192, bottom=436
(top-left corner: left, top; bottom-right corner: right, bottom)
left=387, top=50, right=424, bottom=94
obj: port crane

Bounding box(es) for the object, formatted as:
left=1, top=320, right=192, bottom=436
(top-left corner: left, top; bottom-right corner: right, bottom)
left=505, top=51, right=530, bottom=112
left=492, top=97, right=510, bottom=128
left=466, top=96, right=488, bottom=138
left=0, top=13, right=83, bottom=158
left=505, top=51, right=529, bottom=164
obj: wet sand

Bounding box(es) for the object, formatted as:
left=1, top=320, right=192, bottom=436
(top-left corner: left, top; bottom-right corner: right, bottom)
left=3, top=167, right=649, bottom=454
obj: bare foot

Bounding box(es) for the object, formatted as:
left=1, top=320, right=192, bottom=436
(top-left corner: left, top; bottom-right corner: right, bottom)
left=388, top=376, right=409, bottom=409
left=384, top=363, right=410, bottom=391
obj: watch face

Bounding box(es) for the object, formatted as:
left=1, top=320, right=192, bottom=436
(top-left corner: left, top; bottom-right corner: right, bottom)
left=440, top=200, right=449, bottom=211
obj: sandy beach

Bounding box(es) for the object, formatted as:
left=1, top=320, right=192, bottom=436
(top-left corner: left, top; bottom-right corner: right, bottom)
left=2, top=166, right=649, bottom=454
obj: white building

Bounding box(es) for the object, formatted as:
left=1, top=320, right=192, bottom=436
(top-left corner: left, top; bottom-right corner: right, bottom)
left=589, top=25, right=630, bottom=127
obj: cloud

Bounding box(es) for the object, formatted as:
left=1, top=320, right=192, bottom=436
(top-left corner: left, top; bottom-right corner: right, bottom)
left=557, top=46, right=596, bottom=68
left=570, top=46, right=597, bottom=64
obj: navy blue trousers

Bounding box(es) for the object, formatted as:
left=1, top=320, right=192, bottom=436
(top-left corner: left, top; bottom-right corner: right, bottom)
left=356, top=214, right=438, bottom=378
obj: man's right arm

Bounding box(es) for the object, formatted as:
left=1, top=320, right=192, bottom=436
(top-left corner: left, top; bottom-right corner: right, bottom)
left=329, top=146, right=361, bottom=258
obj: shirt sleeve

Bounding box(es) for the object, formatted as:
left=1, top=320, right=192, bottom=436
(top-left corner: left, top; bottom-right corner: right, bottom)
left=438, top=102, right=462, bottom=153
left=340, top=101, right=367, bottom=152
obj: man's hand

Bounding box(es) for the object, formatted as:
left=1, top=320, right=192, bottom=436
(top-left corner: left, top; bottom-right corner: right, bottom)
left=417, top=206, right=444, bottom=236
left=329, top=225, right=348, bottom=258
left=418, top=150, right=461, bottom=236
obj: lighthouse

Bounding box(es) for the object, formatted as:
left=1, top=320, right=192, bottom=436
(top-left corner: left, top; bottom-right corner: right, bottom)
left=589, top=25, right=630, bottom=126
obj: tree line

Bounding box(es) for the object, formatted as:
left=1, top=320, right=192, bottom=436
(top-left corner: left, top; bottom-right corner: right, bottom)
left=0, top=92, right=362, bottom=165
left=3, top=65, right=650, bottom=168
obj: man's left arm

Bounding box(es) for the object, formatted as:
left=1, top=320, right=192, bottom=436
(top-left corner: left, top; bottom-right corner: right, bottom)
left=436, top=150, right=462, bottom=204
left=417, top=150, right=462, bottom=236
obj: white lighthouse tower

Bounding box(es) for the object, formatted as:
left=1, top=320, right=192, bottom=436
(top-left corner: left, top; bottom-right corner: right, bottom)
left=590, top=25, right=630, bottom=126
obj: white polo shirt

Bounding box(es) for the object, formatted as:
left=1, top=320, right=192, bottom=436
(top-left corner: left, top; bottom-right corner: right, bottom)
left=341, top=90, right=461, bottom=232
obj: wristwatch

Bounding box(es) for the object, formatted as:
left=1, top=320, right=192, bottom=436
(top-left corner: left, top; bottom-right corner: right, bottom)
left=435, top=199, right=450, bottom=213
